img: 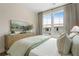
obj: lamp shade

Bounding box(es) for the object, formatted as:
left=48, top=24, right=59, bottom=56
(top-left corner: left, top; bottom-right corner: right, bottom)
left=71, top=26, right=79, bottom=32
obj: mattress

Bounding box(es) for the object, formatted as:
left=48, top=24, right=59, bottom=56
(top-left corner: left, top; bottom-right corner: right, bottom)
left=29, top=38, right=61, bottom=56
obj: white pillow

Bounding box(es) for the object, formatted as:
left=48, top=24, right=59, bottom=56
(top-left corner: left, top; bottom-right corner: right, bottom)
left=57, top=33, right=72, bottom=55
left=69, top=33, right=77, bottom=39
left=71, top=35, right=79, bottom=56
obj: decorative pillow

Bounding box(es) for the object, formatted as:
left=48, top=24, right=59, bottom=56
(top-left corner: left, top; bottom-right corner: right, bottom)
left=58, top=33, right=65, bottom=38
left=57, top=33, right=72, bottom=55
left=57, top=33, right=65, bottom=54
left=68, top=33, right=77, bottom=39
left=71, top=35, right=79, bottom=56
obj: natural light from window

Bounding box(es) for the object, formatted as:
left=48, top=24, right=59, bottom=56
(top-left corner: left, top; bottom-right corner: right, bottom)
left=53, top=10, right=64, bottom=27
left=43, top=10, right=64, bottom=28
left=42, top=10, right=64, bottom=35
left=43, top=13, right=51, bottom=28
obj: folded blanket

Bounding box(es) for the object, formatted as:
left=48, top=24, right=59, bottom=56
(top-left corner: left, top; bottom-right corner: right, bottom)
left=7, top=35, right=50, bottom=56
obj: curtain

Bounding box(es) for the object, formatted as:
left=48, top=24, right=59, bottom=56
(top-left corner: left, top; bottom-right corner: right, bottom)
left=76, top=4, right=79, bottom=26
left=37, top=12, right=43, bottom=35
left=64, top=4, right=77, bottom=34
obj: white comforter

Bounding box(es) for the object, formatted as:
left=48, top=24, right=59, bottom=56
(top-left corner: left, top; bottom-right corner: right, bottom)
left=72, top=35, right=79, bottom=56
left=29, top=38, right=60, bottom=56
left=7, top=35, right=50, bottom=56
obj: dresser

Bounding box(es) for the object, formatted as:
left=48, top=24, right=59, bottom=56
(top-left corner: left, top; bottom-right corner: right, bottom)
left=5, top=32, right=35, bottom=50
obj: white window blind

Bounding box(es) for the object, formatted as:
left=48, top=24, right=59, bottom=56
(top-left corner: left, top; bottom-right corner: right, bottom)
left=53, top=10, right=64, bottom=27
left=43, top=13, right=51, bottom=28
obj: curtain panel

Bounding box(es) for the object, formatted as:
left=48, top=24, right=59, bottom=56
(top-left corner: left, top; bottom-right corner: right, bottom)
left=37, top=12, right=43, bottom=35
left=64, top=4, right=77, bottom=34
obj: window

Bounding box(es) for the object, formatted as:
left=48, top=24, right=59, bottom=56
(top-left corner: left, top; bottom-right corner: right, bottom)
left=53, top=10, right=64, bottom=27
left=42, top=13, right=51, bottom=35
left=43, top=13, right=51, bottom=28
left=42, top=10, right=64, bottom=35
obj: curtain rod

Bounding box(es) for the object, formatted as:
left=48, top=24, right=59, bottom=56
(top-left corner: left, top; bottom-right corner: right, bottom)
left=39, top=3, right=72, bottom=13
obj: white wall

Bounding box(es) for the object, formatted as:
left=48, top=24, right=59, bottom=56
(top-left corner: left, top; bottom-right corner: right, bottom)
left=0, top=4, right=38, bottom=53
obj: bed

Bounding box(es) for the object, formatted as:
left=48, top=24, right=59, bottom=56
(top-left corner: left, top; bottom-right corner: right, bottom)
left=7, top=35, right=61, bottom=56
left=29, top=38, right=60, bottom=56
left=7, top=35, right=73, bottom=56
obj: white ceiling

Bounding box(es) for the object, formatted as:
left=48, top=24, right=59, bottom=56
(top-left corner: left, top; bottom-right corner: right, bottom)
left=0, top=3, right=67, bottom=13
left=22, top=3, right=67, bottom=12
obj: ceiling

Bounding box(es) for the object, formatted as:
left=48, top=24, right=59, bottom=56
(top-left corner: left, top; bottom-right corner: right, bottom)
left=0, top=3, right=67, bottom=13
left=22, top=3, right=67, bottom=12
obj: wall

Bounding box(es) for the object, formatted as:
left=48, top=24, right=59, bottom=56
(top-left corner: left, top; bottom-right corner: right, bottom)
left=0, top=4, right=38, bottom=53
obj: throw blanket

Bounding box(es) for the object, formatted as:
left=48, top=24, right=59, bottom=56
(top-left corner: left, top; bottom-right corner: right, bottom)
left=7, top=35, right=50, bottom=56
